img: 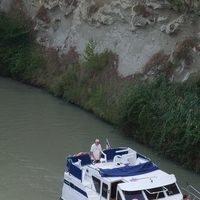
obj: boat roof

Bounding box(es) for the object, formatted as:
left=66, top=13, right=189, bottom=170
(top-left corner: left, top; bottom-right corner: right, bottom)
left=85, top=162, right=169, bottom=182
left=83, top=154, right=161, bottom=177
left=118, top=174, right=176, bottom=191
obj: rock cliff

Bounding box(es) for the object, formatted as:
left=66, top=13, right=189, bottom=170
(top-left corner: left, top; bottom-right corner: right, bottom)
left=1, top=0, right=200, bottom=82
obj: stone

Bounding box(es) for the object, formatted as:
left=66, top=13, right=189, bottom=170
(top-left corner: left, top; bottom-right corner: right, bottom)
left=59, top=0, right=78, bottom=16
left=36, top=36, right=50, bottom=47
left=41, top=0, right=59, bottom=10
left=51, top=18, right=61, bottom=30
left=157, top=16, right=168, bottom=23
left=120, top=0, right=132, bottom=9
left=165, top=15, right=187, bottom=35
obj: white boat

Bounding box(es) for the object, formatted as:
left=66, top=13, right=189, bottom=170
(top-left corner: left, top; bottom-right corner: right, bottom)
left=59, top=147, right=183, bottom=200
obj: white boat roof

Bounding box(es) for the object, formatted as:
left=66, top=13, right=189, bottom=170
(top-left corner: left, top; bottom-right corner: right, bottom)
left=118, top=174, right=176, bottom=191
left=86, top=163, right=172, bottom=185
left=122, top=169, right=168, bottom=182
left=84, top=158, right=172, bottom=186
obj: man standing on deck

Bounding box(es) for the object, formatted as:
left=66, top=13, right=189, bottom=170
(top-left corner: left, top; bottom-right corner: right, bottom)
left=90, top=139, right=102, bottom=163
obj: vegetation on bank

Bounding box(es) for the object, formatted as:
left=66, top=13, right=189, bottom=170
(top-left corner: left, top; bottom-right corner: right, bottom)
left=116, top=74, right=200, bottom=172
left=0, top=11, right=41, bottom=81
left=0, top=10, right=200, bottom=173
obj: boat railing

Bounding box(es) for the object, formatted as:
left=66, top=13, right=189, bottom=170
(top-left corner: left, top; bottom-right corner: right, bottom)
left=101, top=151, right=107, bottom=163
left=137, top=152, right=151, bottom=161
left=66, top=153, right=92, bottom=169
left=115, top=147, right=130, bottom=153
left=181, top=183, right=200, bottom=200
left=113, top=152, right=137, bottom=165
left=102, top=147, right=128, bottom=161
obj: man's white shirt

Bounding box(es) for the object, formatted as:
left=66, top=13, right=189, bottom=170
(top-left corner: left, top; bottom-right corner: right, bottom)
left=90, top=143, right=102, bottom=160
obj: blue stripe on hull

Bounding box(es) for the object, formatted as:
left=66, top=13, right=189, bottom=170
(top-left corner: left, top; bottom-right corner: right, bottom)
left=63, top=179, right=88, bottom=198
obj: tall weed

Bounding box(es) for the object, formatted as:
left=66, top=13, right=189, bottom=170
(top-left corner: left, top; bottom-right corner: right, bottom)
left=115, top=73, right=200, bottom=171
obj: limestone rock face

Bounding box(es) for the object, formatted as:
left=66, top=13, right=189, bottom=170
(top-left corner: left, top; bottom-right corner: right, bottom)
left=164, top=15, right=188, bottom=35
left=34, top=5, right=51, bottom=31
left=51, top=18, right=61, bottom=30
left=36, top=36, right=51, bottom=47
left=59, top=0, right=78, bottom=15
left=40, top=0, right=59, bottom=10
left=1, top=0, right=200, bottom=82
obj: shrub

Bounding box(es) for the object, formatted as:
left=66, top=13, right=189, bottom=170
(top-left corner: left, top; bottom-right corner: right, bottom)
left=84, top=38, right=109, bottom=71
left=115, top=73, right=200, bottom=171
left=0, top=12, right=42, bottom=81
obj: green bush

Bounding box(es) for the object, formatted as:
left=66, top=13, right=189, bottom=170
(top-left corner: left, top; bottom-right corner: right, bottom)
left=115, top=74, right=200, bottom=172
left=0, top=12, right=41, bottom=81
left=84, top=38, right=109, bottom=71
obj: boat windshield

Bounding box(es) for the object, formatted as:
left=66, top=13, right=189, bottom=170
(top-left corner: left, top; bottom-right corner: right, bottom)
left=123, top=190, right=145, bottom=200
left=144, top=186, right=165, bottom=199
left=145, top=183, right=180, bottom=199
left=122, top=183, right=180, bottom=200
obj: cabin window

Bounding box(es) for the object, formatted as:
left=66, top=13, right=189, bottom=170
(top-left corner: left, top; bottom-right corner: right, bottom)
left=165, top=183, right=180, bottom=196
left=102, top=183, right=108, bottom=199
left=123, top=190, right=145, bottom=200
left=145, top=187, right=165, bottom=199
left=92, top=176, right=101, bottom=194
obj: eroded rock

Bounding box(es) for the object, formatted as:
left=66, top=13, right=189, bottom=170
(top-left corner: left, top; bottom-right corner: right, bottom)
left=36, top=36, right=51, bottom=47
left=51, top=18, right=61, bottom=30
left=40, top=0, right=59, bottom=10
left=165, top=15, right=188, bottom=35
left=59, top=0, right=78, bottom=16
left=2, top=0, right=200, bottom=82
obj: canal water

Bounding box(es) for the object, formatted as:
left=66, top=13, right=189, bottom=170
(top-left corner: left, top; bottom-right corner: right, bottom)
left=0, top=77, right=199, bottom=200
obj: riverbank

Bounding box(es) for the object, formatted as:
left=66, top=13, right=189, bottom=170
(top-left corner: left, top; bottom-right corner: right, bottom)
left=0, top=0, right=200, bottom=173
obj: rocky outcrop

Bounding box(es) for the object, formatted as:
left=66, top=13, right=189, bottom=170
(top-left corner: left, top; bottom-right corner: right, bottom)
left=161, top=14, right=188, bottom=35
left=1, top=0, right=200, bottom=81
left=40, top=0, right=59, bottom=10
